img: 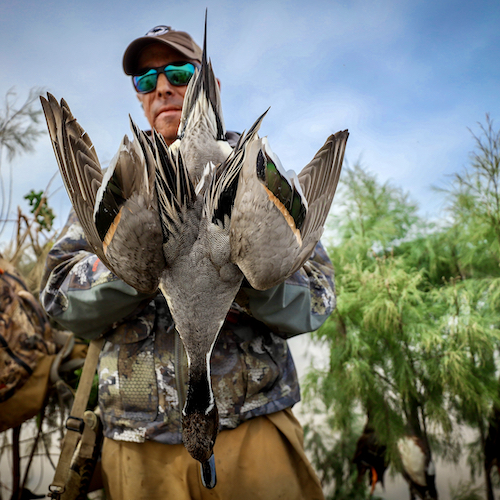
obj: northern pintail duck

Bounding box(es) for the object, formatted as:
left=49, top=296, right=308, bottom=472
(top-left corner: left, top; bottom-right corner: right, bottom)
left=40, top=20, right=348, bottom=490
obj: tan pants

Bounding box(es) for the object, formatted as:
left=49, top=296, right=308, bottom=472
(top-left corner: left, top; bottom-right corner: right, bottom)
left=101, top=408, right=325, bottom=500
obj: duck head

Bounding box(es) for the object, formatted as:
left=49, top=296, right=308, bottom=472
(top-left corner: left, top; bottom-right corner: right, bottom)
left=182, top=404, right=219, bottom=463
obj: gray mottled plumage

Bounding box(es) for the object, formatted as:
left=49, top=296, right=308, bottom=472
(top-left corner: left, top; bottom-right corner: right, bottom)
left=153, top=114, right=266, bottom=465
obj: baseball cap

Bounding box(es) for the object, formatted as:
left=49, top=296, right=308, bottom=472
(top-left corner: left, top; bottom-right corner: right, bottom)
left=123, top=25, right=203, bottom=75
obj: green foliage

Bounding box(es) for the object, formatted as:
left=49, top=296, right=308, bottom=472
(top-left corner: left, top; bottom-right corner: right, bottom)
left=24, top=189, right=55, bottom=231
left=450, top=480, right=487, bottom=500
left=396, top=225, right=463, bottom=286
left=304, top=116, right=500, bottom=499
left=328, top=163, right=419, bottom=260
left=430, top=278, right=500, bottom=420
left=0, top=87, right=47, bottom=243
left=442, top=114, right=500, bottom=277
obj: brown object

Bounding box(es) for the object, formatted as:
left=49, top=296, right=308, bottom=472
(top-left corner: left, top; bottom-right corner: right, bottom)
left=0, top=355, right=54, bottom=432
left=123, top=25, right=202, bottom=75
left=48, top=339, right=104, bottom=500
left=101, top=408, right=325, bottom=500
left=60, top=410, right=104, bottom=500
left=0, top=257, right=57, bottom=431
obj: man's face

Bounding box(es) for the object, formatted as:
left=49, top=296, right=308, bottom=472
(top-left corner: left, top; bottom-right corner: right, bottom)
left=136, top=44, right=194, bottom=145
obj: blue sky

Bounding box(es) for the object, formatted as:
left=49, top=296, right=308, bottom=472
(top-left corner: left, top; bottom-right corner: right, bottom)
left=1, top=0, right=500, bottom=241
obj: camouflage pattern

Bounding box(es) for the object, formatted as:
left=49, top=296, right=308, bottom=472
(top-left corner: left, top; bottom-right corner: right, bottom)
left=0, top=258, right=56, bottom=402
left=40, top=212, right=336, bottom=445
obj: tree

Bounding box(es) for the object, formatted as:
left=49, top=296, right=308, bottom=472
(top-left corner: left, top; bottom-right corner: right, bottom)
left=304, top=163, right=443, bottom=498
left=0, top=87, right=46, bottom=240
left=439, top=115, right=500, bottom=500
left=303, top=143, right=500, bottom=499
left=443, top=114, right=500, bottom=278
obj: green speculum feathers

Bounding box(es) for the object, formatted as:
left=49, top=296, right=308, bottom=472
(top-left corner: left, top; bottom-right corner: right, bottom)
left=256, top=151, right=306, bottom=231
left=291, top=195, right=306, bottom=230
left=266, top=161, right=281, bottom=194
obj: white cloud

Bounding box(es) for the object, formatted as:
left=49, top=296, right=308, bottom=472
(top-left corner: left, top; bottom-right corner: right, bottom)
left=1, top=0, right=499, bottom=242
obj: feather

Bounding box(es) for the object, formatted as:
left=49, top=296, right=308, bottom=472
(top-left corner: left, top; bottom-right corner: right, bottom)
left=40, top=94, right=165, bottom=294
left=230, top=128, right=348, bottom=290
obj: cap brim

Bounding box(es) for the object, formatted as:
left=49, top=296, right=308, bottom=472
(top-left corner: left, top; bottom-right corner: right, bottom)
left=123, top=36, right=202, bottom=75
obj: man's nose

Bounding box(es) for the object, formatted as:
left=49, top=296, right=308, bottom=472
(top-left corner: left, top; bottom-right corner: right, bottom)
left=156, top=72, right=174, bottom=96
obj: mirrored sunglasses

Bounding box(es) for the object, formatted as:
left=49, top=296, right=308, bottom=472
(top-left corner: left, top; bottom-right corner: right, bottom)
left=132, top=62, right=199, bottom=93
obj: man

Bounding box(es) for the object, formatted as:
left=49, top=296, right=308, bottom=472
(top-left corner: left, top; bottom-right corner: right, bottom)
left=41, top=25, right=334, bottom=500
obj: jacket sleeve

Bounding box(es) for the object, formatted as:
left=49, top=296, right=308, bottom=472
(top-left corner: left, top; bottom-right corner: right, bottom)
left=40, top=212, right=155, bottom=340
left=236, top=241, right=336, bottom=337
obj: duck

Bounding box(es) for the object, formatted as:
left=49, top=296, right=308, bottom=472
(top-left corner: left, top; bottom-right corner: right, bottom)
left=353, top=420, right=388, bottom=496
left=397, top=434, right=437, bottom=500
left=40, top=19, right=348, bottom=491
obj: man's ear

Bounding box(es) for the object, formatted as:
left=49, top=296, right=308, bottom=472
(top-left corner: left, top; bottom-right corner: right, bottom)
left=136, top=93, right=144, bottom=109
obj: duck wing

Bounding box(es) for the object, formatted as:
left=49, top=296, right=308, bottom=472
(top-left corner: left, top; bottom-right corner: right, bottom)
left=230, top=129, right=348, bottom=290
left=40, top=94, right=165, bottom=294
left=41, top=93, right=104, bottom=258
left=289, top=129, right=348, bottom=275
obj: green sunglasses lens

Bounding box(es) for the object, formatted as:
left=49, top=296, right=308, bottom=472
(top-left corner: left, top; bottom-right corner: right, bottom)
left=133, top=63, right=196, bottom=93
left=165, top=63, right=195, bottom=85
left=133, top=69, right=157, bottom=93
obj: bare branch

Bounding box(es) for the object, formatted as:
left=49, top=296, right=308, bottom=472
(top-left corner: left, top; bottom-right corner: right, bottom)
left=0, top=87, right=47, bottom=239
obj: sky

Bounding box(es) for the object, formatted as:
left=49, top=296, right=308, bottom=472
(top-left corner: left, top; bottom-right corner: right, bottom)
left=1, top=0, right=500, bottom=242
left=1, top=3, right=497, bottom=494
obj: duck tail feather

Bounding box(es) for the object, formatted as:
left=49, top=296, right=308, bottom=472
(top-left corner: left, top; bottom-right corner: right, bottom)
left=154, top=130, right=196, bottom=241
left=178, top=11, right=226, bottom=141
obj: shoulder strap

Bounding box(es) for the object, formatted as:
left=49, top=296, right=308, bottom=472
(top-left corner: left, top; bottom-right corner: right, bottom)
left=48, top=338, right=104, bottom=499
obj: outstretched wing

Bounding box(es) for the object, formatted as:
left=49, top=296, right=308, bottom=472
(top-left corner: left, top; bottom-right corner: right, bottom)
left=40, top=94, right=165, bottom=293
left=230, top=128, right=348, bottom=290
left=289, top=129, right=348, bottom=275
left=41, top=93, right=108, bottom=263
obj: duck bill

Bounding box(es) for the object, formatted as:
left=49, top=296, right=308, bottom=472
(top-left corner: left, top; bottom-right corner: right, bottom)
left=201, top=454, right=217, bottom=489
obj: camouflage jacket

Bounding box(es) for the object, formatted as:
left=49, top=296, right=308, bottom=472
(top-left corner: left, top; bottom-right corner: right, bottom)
left=40, top=211, right=336, bottom=444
